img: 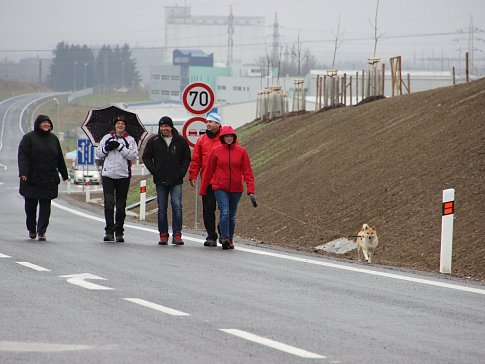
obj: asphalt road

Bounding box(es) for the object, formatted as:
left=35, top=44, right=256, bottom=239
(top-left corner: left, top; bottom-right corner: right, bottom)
left=1, top=95, right=484, bottom=364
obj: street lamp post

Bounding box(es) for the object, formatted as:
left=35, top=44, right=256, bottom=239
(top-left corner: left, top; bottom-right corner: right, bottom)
left=73, top=61, right=78, bottom=91
left=121, top=62, right=125, bottom=89
left=53, top=97, right=59, bottom=124
left=53, top=97, right=60, bottom=128
left=83, top=62, right=88, bottom=89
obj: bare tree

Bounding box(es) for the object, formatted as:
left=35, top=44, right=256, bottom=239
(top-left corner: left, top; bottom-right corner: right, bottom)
left=264, top=44, right=272, bottom=87
left=257, top=55, right=266, bottom=90
left=275, top=43, right=284, bottom=84
left=370, top=0, right=385, bottom=57
left=331, top=13, right=344, bottom=67
left=291, top=31, right=310, bottom=76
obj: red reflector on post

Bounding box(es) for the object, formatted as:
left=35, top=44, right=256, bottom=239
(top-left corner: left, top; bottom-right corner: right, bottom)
left=442, top=201, right=454, bottom=216
left=140, top=186, right=146, bottom=193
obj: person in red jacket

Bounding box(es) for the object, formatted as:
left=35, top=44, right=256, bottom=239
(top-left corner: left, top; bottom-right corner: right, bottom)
left=199, top=126, right=255, bottom=250
left=188, top=112, right=223, bottom=247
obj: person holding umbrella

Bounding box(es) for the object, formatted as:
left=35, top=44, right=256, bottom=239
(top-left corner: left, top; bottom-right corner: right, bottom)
left=95, top=115, right=138, bottom=242
left=142, top=116, right=191, bottom=245
left=18, top=114, right=69, bottom=241
left=199, top=125, right=255, bottom=250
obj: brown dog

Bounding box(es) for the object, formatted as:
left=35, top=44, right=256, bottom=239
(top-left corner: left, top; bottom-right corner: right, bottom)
left=356, top=224, right=379, bottom=263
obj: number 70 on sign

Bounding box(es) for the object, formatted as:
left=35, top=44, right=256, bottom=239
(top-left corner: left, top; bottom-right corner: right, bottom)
left=182, top=82, right=215, bottom=115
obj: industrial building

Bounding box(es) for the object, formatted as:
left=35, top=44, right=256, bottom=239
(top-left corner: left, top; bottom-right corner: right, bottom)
left=164, top=5, right=265, bottom=66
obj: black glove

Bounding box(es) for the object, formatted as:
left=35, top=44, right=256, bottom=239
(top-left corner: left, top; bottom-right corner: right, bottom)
left=105, top=140, right=120, bottom=151
left=249, top=194, right=257, bottom=208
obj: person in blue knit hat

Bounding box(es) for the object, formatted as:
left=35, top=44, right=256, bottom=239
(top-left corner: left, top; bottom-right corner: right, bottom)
left=188, top=112, right=224, bottom=247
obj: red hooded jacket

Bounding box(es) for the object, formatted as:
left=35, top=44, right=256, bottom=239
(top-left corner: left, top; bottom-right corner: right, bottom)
left=188, top=126, right=222, bottom=181
left=199, top=126, right=255, bottom=196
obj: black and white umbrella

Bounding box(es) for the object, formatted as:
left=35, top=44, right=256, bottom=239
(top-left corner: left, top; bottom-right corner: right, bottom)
left=81, top=105, right=148, bottom=148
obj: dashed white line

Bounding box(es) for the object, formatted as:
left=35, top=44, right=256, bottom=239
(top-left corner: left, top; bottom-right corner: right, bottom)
left=0, top=340, right=92, bottom=352
left=16, top=262, right=50, bottom=271
left=123, top=298, right=190, bottom=316
left=220, top=329, right=326, bottom=359
left=0, top=253, right=11, bottom=258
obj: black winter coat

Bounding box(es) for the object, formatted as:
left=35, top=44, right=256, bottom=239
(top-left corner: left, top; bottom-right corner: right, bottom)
left=142, top=129, right=191, bottom=186
left=18, top=117, right=69, bottom=200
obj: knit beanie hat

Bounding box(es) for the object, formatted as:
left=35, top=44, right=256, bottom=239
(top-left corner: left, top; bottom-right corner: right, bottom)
left=206, top=112, right=222, bottom=125
left=159, top=116, right=173, bottom=128
left=113, top=115, right=127, bottom=125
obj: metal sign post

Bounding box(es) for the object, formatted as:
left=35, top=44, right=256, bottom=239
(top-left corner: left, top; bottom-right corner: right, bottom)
left=194, top=178, right=199, bottom=230
left=181, top=82, right=215, bottom=231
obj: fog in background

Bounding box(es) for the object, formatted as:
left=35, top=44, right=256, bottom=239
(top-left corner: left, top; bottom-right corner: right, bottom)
left=1, top=0, right=484, bottom=70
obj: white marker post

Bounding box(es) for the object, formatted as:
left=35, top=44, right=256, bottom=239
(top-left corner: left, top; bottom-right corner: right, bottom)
left=440, top=189, right=455, bottom=274
left=139, top=180, right=146, bottom=221
left=85, top=178, right=91, bottom=203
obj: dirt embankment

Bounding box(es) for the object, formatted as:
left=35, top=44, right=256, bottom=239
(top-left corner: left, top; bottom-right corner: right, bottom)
left=186, top=79, right=485, bottom=281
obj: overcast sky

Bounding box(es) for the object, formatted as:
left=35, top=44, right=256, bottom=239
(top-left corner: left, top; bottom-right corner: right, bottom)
left=1, top=0, right=484, bottom=66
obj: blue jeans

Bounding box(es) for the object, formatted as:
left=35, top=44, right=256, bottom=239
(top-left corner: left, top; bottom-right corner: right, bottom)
left=214, top=190, right=242, bottom=240
left=156, top=183, right=183, bottom=235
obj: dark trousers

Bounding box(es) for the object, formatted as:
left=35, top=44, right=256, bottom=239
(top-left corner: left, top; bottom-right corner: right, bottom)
left=24, top=197, right=51, bottom=234
left=102, top=176, right=130, bottom=235
left=202, top=184, right=218, bottom=240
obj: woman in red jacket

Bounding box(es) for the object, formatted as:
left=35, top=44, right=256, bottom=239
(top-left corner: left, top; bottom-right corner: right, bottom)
left=199, top=126, right=255, bottom=249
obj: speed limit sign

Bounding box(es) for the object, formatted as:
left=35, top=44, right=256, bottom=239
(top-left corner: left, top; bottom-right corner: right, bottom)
left=182, top=82, right=215, bottom=115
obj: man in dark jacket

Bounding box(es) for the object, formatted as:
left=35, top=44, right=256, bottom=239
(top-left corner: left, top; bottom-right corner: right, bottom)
left=18, top=114, right=69, bottom=241
left=142, top=116, right=191, bottom=245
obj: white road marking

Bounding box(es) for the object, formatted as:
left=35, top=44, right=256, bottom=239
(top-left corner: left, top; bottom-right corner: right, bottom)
left=52, top=201, right=485, bottom=296
left=59, top=273, right=114, bottom=290
left=220, top=329, right=325, bottom=359
left=234, top=247, right=485, bottom=295
left=123, top=298, right=190, bottom=316
left=0, top=340, right=92, bottom=352
left=16, top=261, right=50, bottom=271
left=0, top=253, right=11, bottom=258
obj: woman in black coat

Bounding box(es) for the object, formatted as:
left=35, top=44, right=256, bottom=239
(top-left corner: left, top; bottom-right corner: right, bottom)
left=18, top=114, right=69, bottom=241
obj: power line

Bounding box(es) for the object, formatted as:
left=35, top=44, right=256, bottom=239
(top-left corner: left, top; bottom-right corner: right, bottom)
left=0, top=30, right=475, bottom=54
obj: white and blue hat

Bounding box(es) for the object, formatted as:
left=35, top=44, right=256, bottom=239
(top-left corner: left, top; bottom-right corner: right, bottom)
left=206, top=112, right=222, bottom=125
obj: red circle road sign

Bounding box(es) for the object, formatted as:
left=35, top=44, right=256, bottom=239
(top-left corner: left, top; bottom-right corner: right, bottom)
left=182, top=116, right=208, bottom=148
left=182, top=82, right=215, bottom=115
